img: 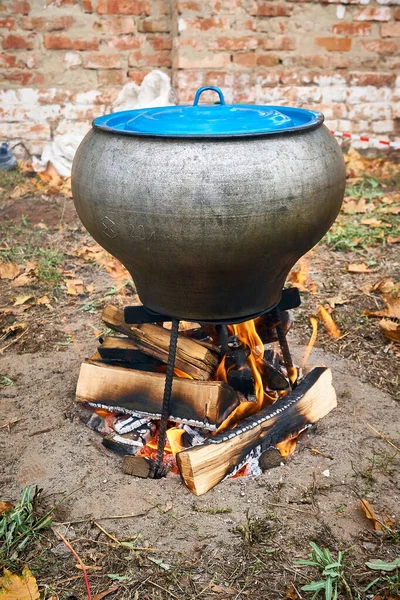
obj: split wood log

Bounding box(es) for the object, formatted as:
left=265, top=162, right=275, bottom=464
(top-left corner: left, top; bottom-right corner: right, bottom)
left=75, top=361, right=239, bottom=429
left=102, top=305, right=217, bottom=380
left=98, top=336, right=161, bottom=364
left=176, top=367, right=336, bottom=495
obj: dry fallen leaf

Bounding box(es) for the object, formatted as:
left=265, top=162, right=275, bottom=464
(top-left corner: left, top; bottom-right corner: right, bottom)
left=286, top=583, right=301, bottom=600
left=342, top=197, right=371, bottom=214
left=325, top=295, right=349, bottom=308
left=360, top=498, right=382, bottom=531
left=360, top=218, right=382, bottom=227
left=1, top=323, right=28, bottom=337
left=93, top=587, right=119, bottom=600
left=12, top=295, right=34, bottom=307
left=347, top=263, right=371, bottom=274
left=379, top=319, right=400, bottom=343
left=371, top=279, right=400, bottom=294
left=387, top=236, right=400, bottom=244
left=86, top=284, right=95, bottom=294
left=365, top=295, right=400, bottom=319
left=10, top=273, right=36, bottom=288
left=380, top=205, right=400, bottom=215
left=210, top=584, right=236, bottom=595
left=0, top=263, right=20, bottom=280
left=66, top=278, right=84, bottom=296
left=0, top=566, right=40, bottom=599
left=0, top=501, right=13, bottom=515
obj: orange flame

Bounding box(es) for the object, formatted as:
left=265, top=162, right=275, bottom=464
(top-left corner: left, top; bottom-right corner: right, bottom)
left=317, top=305, right=341, bottom=339
left=301, top=316, right=318, bottom=370
left=216, top=319, right=277, bottom=431
left=166, top=427, right=186, bottom=456
left=288, top=258, right=309, bottom=292
left=276, top=436, right=299, bottom=459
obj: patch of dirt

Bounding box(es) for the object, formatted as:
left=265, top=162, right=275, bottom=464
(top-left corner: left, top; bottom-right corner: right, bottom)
left=0, top=160, right=399, bottom=599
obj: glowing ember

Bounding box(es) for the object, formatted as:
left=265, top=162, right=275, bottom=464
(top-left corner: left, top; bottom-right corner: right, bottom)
left=276, top=435, right=299, bottom=459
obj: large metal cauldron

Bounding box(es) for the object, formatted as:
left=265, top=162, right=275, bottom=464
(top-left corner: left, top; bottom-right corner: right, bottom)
left=72, top=87, right=346, bottom=321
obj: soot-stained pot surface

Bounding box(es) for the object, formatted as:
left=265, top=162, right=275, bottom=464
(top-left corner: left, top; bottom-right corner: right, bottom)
left=71, top=86, right=346, bottom=321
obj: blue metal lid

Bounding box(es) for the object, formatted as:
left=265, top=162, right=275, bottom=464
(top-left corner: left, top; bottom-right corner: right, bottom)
left=94, top=86, right=324, bottom=138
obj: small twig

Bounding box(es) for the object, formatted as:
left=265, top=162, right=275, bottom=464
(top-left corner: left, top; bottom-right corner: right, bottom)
left=92, top=520, right=120, bottom=545
left=0, top=417, right=23, bottom=432
left=0, top=326, right=29, bottom=354
left=366, top=422, right=400, bottom=453
left=28, top=427, right=54, bottom=437
left=148, top=580, right=180, bottom=599
left=268, top=503, right=317, bottom=516
left=56, top=530, right=93, bottom=600
left=311, top=448, right=333, bottom=460
left=58, top=509, right=154, bottom=525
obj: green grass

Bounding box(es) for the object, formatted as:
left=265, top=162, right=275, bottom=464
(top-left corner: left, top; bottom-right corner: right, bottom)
left=37, top=248, right=64, bottom=285
left=0, top=165, right=29, bottom=191
left=323, top=211, right=400, bottom=253
left=0, top=375, right=14, bottom=386
left=0, top=487, right=54, bottom=568
left=296, top=542, right=351, bottom=600
left=345, top=176, right=383, bottom=202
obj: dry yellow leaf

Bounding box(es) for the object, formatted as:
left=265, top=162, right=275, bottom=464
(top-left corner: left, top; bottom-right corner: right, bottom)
left=360, top=498, right=382, bottom=531
left=10, top=273, right=36, bottom=288
left=347, top=263, right=371, bottom=274
left=371, top=279, right=400, bottom=294
left=12, top=296, right=34, bottom=306
left=0, top=566, right=40, bottom=599
left=2, top=323, right=27, bottom=336
left=36, top=295, right=50, bottom=305
left=66, top=278, right=84, bottom=296
left=379, top=319, right=400, bottom=343
left=0, top=263, right=20, bottom=280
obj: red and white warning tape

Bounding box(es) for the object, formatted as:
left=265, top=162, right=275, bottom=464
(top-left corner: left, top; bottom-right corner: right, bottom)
left=331, top=130, right=400, bottom=149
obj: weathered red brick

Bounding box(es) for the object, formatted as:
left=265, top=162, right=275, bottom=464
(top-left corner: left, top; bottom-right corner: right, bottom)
left=107, top=34, right=144, bottom=50
left=129, top=49, right=172, bottom=67
left=348, top=72, right=396, bottom=86
left=256, top=54, right=280, bottom=67
left=381, top=22, right=400, bottom=38
left=232, top=52, right=257, bottom=67
left=0, top=71, right=44, bottom=85
left=44, top=34, right=99, bottom=50
left=155, top=0, right=171, bottom=16
left=234, top=17, right=257, bottom=32
left=83, top=52, right=121, bottom=68
left=2, top=33, right=34, bottom=50
left=395, top=7, right=400, bottom=20
left=21, top=16, right=75, bottom=30
left=82, top=0, right=92, bottom=11
left=138, top=18, right=170, bottom=33
left=264, top=36, right=296, bottom=50
left=258, top=1, right=292, bottom=17
left=175, top=37, right=205, bottom=50
left=181, top=17, right=231, bottom=31
left=128, top=69, right=151, bottom=84
left=0, top=52, right=23, bottom=68
left=173, top=52, right=230, bottom=69
left=362, top=39, right=398, bottom=53
left=149, top=34, right=172, bottom=50
left=10, top=0, right=30, bottom=14
left=209, top=36, right=258, bottom=51
left=97, top=0, right=150, bottom=15
left=332, top=22, right=371, bottom=36
left=94, top=16, right=136, bottom=33
left=174, top=1, right=202, bottom=13
left=0, top=17, right=16, bottom=29
left=354, top=7, right=391, bottom=21
left=98, top=69, right=126, bottom=85
left=315, top=37, right=352, bottom=51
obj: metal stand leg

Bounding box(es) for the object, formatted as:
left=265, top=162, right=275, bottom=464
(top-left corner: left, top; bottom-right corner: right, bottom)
left=154, top=318, right=179, bottom=478
left=272, top=307, right=298, bottom=388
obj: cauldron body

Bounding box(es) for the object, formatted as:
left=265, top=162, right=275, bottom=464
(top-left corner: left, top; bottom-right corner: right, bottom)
left=72, top=123, right=345, bottom=321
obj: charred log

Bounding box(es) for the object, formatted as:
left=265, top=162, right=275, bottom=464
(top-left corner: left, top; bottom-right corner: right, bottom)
left=176, top=367, right=336, bottom=496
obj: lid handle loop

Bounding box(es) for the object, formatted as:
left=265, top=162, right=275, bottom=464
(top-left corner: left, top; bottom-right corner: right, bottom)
left=193, top=86, right=226, bottom=106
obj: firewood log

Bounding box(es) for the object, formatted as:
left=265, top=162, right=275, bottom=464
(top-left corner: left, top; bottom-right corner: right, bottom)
left=75, top=361, right=239, bottom=429
left=102, top=305, right=217, bottom=380
left=176, top=367, right=336, bottom=495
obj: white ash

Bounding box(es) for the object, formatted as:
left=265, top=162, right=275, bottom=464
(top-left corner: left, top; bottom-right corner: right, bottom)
left=114, top=414, right=153, bottom=435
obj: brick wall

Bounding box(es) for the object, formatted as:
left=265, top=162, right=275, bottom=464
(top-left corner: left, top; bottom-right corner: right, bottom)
left=0, top=0, right=399, bottom=155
